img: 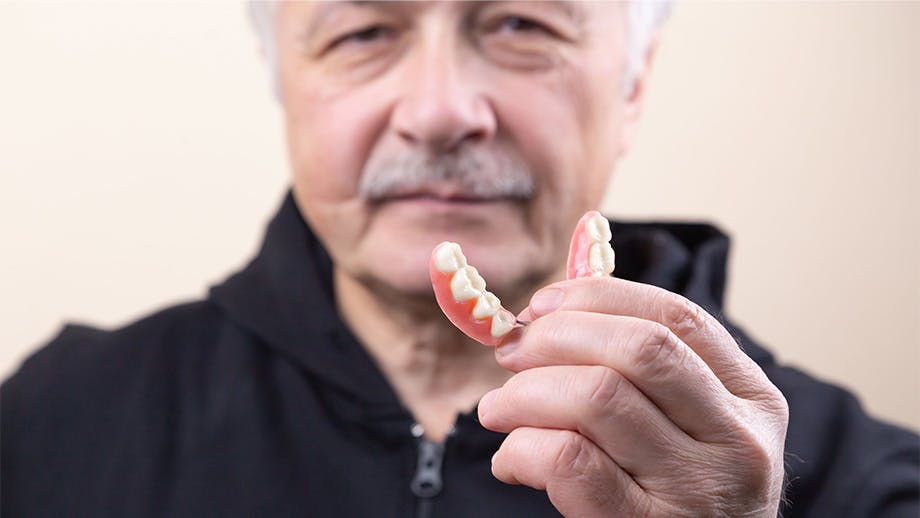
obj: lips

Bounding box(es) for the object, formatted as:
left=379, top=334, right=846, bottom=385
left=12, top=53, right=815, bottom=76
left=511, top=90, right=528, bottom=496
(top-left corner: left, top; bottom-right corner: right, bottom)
left=379, top=184, right=517, bottom=204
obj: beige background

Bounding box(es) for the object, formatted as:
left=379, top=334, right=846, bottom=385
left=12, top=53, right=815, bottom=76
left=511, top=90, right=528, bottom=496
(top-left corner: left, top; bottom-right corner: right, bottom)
left=1, top=2, right=917, bottom=430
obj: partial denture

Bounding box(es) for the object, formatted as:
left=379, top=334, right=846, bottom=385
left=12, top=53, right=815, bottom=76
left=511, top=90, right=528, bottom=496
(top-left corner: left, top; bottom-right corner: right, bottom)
left=430, top=211, right=615, bottom=346
left=429, top=242, right=517, bottom=346
left=566, top=210, right=615, bottom=280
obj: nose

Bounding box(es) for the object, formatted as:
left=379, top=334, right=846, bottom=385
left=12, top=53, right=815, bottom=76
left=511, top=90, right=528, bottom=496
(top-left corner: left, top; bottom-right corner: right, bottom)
left=390, top=34, right=497, bottom=153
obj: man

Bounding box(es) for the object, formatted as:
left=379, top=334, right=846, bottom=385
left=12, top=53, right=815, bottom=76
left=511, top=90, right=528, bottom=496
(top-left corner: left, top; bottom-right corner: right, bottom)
left=2, top=2, right=917, bottom=517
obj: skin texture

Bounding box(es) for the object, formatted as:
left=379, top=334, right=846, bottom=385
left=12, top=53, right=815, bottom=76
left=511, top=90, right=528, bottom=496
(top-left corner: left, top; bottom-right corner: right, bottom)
left=276, top=1, right=634, bottom=301
left=272, top=1, right=789, bottom=516
left=481, top=278, right=788, bottom=516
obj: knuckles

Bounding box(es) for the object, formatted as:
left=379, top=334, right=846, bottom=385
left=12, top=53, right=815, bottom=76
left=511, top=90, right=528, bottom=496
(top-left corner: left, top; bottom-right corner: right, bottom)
left=546, top=431, right=621, bottom=513
left=584, top=366, right=627, bottom=420
left=658, top=292, right=708, bottom=339
left=762, top=384, right=791, bottom=421
left=549, top=430, right=602, bottom=484
left=631, top=322, right=687, bottom=381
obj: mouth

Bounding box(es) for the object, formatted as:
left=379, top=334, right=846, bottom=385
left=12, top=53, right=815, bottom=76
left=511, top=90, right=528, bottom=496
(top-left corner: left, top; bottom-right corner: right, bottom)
left=371, top=184, right=529, bottom=208
left=386, top=193, right=506, bottom=205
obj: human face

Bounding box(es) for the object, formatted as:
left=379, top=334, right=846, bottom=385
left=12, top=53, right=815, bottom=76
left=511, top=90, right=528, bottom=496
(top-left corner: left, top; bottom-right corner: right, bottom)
left=275, top=1, right=644, bottom=303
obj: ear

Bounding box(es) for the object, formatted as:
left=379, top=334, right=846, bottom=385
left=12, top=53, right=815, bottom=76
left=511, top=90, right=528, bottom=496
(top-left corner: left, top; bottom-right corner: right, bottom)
left=619, top=32, right=662, bottom=154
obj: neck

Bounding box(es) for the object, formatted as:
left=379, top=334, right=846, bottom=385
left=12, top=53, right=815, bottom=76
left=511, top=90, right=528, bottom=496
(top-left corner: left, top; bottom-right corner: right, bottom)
left=334, top=268, right=515, bottom=443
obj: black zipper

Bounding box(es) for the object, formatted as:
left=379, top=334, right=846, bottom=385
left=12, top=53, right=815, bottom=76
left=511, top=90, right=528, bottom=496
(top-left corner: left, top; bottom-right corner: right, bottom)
left=409, top=423, right=447, bottom=518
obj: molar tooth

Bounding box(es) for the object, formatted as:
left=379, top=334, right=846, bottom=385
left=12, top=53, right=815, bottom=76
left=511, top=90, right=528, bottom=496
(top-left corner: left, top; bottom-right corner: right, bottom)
left=464, top=266, right=487, bottom=292
left=490, top=310, right=515, bottom=338
left=434, top=242, right=467, bottom=273
left=587, top=214, right=612, bottom=243
left=589, top=242, right=616, bottom=276
left=450, top=268, right=483, bottom=301
left=472, top=292, right=500, bottom=319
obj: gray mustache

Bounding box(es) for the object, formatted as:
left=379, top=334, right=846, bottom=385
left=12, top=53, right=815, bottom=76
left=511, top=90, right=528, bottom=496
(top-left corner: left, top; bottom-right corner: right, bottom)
left=358, top=148, right=536, bottom=201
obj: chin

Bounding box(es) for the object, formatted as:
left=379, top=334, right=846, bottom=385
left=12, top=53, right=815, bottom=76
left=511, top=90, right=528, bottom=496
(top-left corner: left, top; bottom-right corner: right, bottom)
left=357, top=241, right=436, bottom=298
left=459, top=243, right=551, bottom=301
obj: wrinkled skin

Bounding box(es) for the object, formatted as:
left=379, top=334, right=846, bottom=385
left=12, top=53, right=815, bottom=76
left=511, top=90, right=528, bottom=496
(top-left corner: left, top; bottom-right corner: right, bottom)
left=276, top=1, right=632, bottom=301
left=480, top=277, right=789, bottom=517
left=272, top=1, right=789, bottom=516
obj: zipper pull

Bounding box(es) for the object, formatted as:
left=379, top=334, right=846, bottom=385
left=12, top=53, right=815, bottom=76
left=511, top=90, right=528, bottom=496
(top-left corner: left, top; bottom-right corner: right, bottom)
left=410, top=424, right=445, bottom=499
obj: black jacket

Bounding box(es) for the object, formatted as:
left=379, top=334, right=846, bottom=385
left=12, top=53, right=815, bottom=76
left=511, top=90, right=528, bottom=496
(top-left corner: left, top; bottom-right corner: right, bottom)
left=3, top=193, right=918, bottom=517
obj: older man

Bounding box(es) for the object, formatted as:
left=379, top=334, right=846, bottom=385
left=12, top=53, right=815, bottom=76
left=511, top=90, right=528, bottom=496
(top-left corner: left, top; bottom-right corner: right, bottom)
left=2, top=2, right=917, bottom=517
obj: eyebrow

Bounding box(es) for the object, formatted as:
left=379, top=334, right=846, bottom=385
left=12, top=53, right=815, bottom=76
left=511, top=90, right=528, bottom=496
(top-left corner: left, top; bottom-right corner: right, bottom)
left=303, top=0, right=373, bottom=36
left=303, top=1, right=382, bottom=38
left=529, top=1, right=587, bottom=25
left=303, top=0, right=589, bottom=37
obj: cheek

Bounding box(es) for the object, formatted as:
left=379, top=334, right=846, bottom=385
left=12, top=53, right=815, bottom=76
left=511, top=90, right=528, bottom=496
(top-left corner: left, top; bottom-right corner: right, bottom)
left=283, top=95, right=371, bottom=203
left=280, top=62, right=396, bottom=205
left=492, top=77, right=578, bottom=187
left=492, top=64, right=617, bottom=208
left=543, top=61, right=628, bottom=207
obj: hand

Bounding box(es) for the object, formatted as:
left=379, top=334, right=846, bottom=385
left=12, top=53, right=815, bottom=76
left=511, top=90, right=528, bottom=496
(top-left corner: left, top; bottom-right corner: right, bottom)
left=477, top=276, right=789, bottom=517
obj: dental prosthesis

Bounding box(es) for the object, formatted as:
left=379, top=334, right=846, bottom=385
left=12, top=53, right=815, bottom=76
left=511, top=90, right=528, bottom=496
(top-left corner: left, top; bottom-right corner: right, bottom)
left=430, top=211, right=615, bottom=346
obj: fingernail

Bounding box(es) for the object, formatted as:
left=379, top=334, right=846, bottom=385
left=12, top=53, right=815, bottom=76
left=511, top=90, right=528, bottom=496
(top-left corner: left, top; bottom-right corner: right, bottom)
left=515, top=306, right=535, bottom=324
left=495, top=328, right=522, bottom=359
left=478, top=389, right=497, bottom=421
left=496, top=336, right=520, bottom=359
left=530, top=287, right=565, bottom=316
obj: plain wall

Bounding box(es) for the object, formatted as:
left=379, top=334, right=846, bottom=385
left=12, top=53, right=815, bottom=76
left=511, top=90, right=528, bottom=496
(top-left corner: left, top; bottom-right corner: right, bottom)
left=1, top=2, right=917, bottom=430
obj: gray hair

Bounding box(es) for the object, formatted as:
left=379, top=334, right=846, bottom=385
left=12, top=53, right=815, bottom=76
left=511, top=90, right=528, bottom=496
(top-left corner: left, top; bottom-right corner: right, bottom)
left=246, top=1, right=673, bottom=96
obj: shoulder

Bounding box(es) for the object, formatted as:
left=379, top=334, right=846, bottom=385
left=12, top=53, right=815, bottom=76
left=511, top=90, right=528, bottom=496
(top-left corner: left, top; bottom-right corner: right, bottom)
left=5, top=300, right=224, bottom=393
left=1, top=300, right=249, bottom=514
left=1, top=300, right=232, bottom=438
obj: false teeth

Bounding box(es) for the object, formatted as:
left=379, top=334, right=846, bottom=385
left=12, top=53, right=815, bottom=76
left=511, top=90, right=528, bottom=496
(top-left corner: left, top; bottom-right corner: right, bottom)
left=433, top=242, right=467, bottom=273
left=490, top=310, right=515, bottom=338
left=449, top=267, right=483, bottom=301
left=589, top=241, right=616, bottom=276
left=566, top=210, right=616, bottom=279
left=430, top=242, right=518, bottom=345
left=586, top=214, right=615, bottom=276
left=587, top=213, right=613, bottom=243
left=472, top=292, right=500, bottom=319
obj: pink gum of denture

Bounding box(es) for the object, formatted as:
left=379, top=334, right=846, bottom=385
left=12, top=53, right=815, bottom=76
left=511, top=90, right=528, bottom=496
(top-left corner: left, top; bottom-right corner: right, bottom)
left=429, top=243, right=516, bottom=346
left=566, top=210, right=612, bottom=280
left=430, top=211, right=614, bottom=346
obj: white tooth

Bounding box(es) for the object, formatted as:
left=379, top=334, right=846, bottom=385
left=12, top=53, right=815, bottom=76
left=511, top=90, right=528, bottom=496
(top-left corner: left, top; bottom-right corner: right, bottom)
left=472, top=292, right=500, bottom=319
left=434, top=242, right=467, bottom=273
left=464, top=266, right=487, bottom=292
left=490, top=310, right=515, bottom=338
left=589, top=242, right=616, bottom=276
left=587, top=214, right=612, bottom=243
left=450, top=268, right=483, bottom=301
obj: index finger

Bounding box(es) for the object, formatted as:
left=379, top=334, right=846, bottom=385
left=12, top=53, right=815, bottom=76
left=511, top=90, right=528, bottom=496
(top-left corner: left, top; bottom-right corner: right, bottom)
left=521, top=276, right=772, bottom=401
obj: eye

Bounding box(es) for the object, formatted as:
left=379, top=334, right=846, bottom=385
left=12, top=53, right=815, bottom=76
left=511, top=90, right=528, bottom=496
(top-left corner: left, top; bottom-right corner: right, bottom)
left=497, top=15, right=548, bottom=34
left=332, top=25, right=395, bottom=48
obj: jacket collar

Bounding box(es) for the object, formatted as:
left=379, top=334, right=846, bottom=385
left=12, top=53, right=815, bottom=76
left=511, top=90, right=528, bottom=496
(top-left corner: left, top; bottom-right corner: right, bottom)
left=209, top=193, right=404, bottom=414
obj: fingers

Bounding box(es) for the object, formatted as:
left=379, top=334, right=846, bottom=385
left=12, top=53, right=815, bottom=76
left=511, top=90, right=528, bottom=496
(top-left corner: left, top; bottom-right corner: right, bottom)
left=523, top=277, right=773, bottom=401
left=492, top=427, right=651, bottom=517
left=496, top=311, right=741, bottom=440
left=478, top=365, right=694, bottom=478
